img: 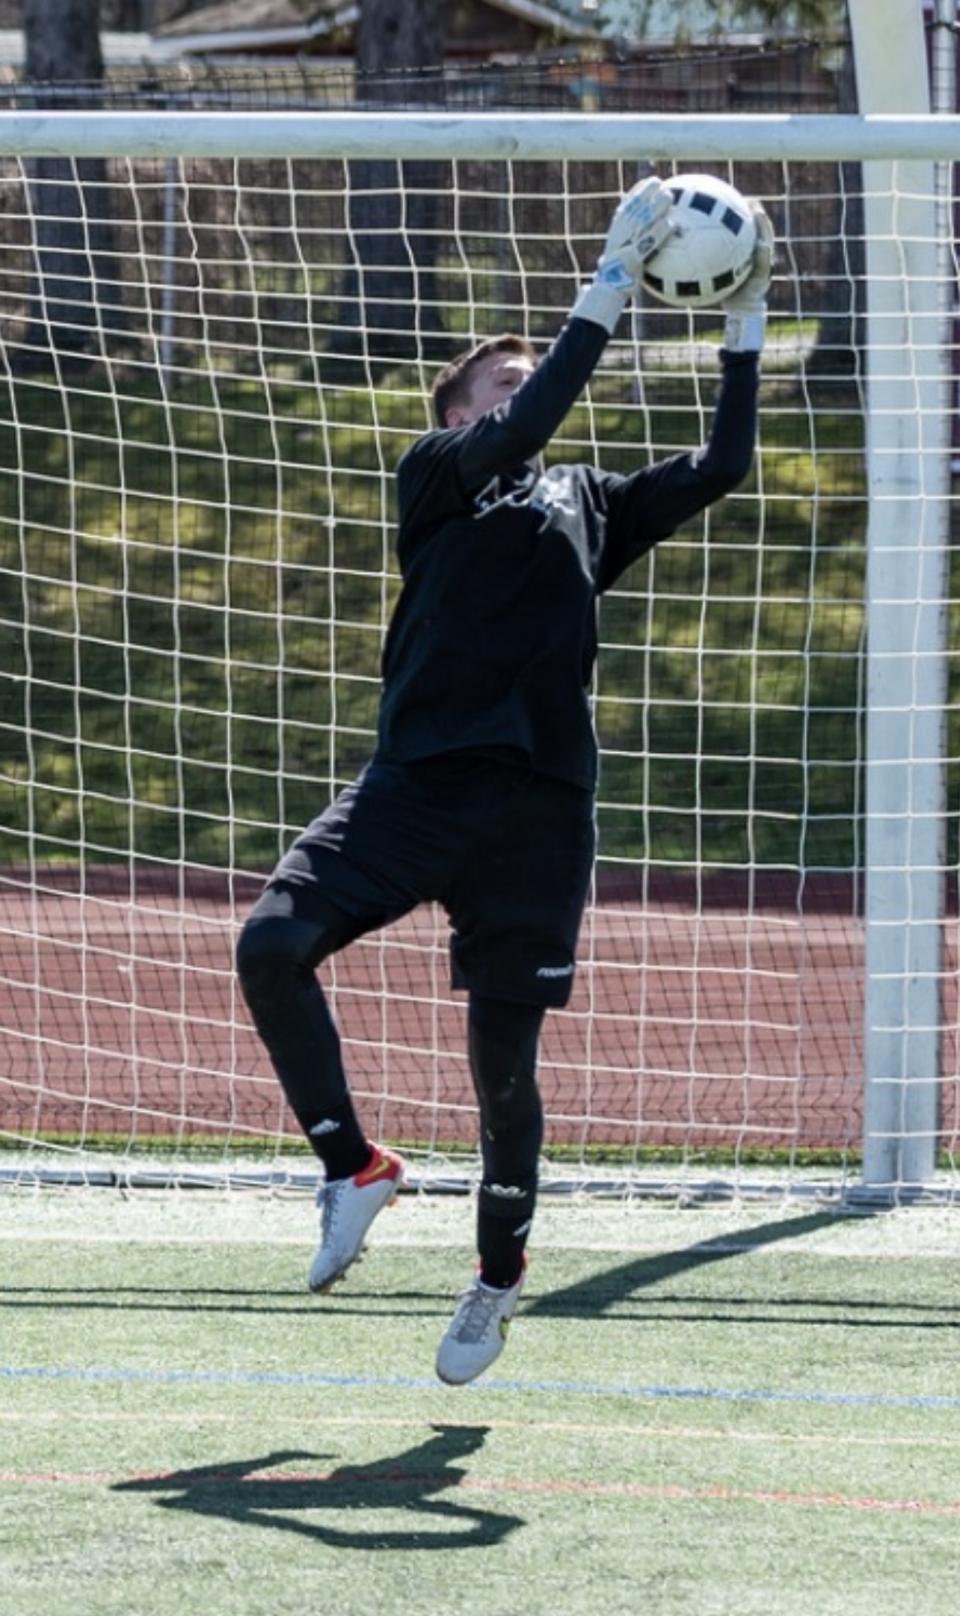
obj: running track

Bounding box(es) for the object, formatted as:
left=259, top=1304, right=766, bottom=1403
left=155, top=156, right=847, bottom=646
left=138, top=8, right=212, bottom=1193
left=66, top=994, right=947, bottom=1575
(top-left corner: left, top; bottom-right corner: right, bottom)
left=3, top=864, right=957, bottom=1157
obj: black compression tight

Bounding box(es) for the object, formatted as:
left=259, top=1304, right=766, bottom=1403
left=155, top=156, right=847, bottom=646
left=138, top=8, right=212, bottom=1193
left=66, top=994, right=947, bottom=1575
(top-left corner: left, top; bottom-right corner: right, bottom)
left=235, top=903, right=374, bottom=1179
left=467, top=994, right=545, bottom=1288
left=237, top=900, right=547, bottom=1281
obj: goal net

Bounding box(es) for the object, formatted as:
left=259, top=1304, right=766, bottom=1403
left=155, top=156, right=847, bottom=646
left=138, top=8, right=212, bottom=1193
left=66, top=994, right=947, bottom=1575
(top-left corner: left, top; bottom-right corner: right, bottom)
left=1, top=103, right=958, bottom=1199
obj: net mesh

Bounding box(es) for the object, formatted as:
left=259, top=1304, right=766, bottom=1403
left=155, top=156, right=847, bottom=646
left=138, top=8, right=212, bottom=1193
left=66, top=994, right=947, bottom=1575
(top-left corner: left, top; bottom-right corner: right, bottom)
left=1, top=46, right=957, bottom=1195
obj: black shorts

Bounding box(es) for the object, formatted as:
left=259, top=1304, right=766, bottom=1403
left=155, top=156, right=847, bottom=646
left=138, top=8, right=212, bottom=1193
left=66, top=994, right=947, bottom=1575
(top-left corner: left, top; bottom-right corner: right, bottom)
left=260, top=754, right=595, bottom=1008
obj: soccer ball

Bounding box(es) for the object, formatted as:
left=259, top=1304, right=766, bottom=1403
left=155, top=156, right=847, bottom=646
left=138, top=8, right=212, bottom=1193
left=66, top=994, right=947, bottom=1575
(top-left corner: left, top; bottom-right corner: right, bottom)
left=641, top=173, right=757, bottom=310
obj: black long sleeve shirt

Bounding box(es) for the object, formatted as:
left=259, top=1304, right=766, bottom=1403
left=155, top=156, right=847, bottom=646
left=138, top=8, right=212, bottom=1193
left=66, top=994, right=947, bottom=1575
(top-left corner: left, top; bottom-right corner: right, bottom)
left=375, top=315, right=759, bottom=792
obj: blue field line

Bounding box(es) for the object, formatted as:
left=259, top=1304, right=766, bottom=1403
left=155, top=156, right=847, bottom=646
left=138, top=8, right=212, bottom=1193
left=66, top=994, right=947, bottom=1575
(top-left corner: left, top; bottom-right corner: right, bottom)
left=2, top=1361, right=959, bottom=1411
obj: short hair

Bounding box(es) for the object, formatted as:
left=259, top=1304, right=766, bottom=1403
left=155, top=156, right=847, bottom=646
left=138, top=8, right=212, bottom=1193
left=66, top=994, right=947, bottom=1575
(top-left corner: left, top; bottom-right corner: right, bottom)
left=432, top=333, right=536, bottom=428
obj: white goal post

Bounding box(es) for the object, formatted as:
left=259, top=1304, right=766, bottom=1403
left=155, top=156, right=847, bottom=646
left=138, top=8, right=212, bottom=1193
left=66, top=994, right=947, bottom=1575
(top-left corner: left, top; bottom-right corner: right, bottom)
left=1, top=98, right=958, bottom=1201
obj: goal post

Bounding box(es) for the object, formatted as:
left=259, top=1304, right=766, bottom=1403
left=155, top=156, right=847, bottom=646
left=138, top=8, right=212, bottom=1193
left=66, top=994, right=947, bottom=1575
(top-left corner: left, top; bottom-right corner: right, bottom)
left=1, top=102, right=959, bottom=1200
left=850, top=0, right=949, bottom=1192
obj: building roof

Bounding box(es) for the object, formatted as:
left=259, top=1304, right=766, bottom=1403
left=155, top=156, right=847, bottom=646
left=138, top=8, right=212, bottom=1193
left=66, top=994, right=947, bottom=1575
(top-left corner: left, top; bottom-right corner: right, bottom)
left=155, top=0, right=599, bottom=57
left=0, top=30, right=167, bottom=68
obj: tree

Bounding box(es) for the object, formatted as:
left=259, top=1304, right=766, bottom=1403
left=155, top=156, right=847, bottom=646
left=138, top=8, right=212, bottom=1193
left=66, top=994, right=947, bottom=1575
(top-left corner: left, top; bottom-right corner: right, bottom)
left=336, top=0, right=448, bottom=361
left=21, top=0, right=120, bottom=366
left=23, top=0, right=102, bottom=79
left=357, top=0, right=446, bottom=68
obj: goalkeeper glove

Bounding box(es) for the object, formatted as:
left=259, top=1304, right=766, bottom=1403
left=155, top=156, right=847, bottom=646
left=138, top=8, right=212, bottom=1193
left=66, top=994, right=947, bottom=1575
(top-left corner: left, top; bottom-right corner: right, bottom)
left=721, top=201, right=775, bottom=354
left=572, top=175, right=674, bottom=335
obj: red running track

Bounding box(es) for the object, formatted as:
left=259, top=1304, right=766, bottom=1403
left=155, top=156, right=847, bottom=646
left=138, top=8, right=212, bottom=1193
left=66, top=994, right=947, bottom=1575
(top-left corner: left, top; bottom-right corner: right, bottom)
left=2, top=864, right=956, bottom=1160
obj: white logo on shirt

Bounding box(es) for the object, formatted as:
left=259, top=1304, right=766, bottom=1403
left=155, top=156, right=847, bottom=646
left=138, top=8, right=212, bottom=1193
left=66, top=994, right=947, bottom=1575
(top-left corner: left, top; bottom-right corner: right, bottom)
left=531, top=471, right=577, bottom=517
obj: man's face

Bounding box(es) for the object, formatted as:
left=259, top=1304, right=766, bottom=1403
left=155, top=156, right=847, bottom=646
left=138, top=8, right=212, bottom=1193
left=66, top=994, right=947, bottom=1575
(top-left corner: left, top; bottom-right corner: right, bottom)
left=445, top=351, right=535, bottom=428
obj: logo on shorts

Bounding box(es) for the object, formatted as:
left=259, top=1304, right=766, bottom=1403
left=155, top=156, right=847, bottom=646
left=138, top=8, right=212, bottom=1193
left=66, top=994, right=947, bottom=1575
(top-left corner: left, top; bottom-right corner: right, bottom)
left=535, top=963, right=574, bottom=979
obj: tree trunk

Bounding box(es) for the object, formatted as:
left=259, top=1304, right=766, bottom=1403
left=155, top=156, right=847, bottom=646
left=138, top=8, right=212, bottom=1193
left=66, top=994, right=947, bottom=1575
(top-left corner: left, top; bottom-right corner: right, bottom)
left=811, top=33, right=862, bottom=384
left=335, top=0, right=448, bottom=364
left=21, top=0, right=121, bottom=367
left=23, top=0, right=102, bottom=80
left=356, top=0, right=445, bottom=69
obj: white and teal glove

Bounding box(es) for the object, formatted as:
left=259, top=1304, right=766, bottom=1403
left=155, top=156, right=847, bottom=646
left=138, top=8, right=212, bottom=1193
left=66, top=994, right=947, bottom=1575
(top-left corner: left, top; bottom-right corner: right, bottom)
left=722, top=201, right=775, bottom=353
left=572, top=175, right=675, bottom=335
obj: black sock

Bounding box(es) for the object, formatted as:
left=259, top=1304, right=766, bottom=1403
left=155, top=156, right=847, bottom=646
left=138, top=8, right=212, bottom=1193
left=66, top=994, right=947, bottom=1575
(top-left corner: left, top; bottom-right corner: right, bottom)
left=300, top=1099, right=370, bottom=1180
left=477, top=1181, right=535, bottom=1288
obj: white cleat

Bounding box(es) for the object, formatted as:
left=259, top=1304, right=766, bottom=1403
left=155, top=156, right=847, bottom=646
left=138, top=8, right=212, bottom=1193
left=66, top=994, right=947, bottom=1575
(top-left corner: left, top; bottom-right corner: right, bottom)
left=436, top=1261, right=526, bottom=1385
left=307, top=1146, right=405, bottom=1294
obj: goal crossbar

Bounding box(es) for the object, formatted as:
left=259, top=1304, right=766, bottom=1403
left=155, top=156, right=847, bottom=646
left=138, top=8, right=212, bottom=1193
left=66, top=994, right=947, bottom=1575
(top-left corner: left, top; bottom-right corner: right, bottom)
left=2, top=110, right=960, bottom=163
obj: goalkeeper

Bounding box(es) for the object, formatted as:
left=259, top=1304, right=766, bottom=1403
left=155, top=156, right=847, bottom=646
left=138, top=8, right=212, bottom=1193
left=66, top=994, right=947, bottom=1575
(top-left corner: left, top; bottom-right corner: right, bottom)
left=237, top=177, right=773, bottom=1385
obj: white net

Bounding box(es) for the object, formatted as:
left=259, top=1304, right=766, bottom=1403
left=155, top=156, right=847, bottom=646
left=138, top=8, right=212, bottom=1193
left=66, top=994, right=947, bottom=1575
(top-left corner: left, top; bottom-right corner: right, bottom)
left=0, top=110, right=957, bottom=1195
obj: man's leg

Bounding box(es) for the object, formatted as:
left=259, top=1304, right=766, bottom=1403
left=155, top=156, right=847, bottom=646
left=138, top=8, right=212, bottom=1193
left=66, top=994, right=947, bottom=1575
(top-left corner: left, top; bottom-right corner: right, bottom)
left=467, top=992, right=545, bottom=1289
left=236, top=757, right=485, bottom=1291
left=237, top=884, right=407, bottom=1292
left=237, top=887, right=406, bottom=1291
left=436, top=770, right=593, bottom=1384
left=434, top=993, right=544, bottom=1386
left=237, top=761, right=432, bottom=1178
left=235, top=887, right=372, bottom=1181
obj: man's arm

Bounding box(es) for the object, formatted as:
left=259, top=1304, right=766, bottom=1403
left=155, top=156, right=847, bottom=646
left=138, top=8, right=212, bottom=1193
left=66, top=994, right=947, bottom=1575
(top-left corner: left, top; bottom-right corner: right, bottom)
left=398, top=178, right=676, bottom=519
left=441, top=317, right=608, bottom=494
left=596, top=205, right=774, bottom=588
left=597, top=349, right=760, bottom=590
left=456, top=175, right=675, bottom=482
left=396, top=318, right=608, bottom=529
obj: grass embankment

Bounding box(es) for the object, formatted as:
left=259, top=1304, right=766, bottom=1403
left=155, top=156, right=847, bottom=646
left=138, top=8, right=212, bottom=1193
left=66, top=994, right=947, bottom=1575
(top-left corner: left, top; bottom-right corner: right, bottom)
left=0, top=343, right=872, bottom=874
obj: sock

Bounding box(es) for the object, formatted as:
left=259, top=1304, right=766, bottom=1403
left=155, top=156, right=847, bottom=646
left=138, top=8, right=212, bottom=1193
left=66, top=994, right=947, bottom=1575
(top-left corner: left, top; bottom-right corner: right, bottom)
left=302, top=1099, right=370, bottom=1181
left=477, top=1181, right=534, bottom=1289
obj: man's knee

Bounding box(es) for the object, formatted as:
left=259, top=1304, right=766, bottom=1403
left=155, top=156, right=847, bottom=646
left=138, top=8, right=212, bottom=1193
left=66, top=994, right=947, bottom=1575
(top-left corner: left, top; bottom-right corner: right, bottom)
left=237, top=898, right=354, bottom=1013
left=236, top=913, right=309, bottom=1015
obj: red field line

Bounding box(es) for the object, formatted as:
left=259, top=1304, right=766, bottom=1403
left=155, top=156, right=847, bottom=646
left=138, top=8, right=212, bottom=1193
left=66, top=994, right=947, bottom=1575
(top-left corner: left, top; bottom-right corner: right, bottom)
left=2, top=1466, right=959, bottom=1516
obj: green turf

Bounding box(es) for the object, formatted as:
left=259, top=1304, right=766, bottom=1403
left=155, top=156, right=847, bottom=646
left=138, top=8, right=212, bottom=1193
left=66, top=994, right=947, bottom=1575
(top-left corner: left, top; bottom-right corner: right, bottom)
left=2, top=1191, right=960, bottom=1615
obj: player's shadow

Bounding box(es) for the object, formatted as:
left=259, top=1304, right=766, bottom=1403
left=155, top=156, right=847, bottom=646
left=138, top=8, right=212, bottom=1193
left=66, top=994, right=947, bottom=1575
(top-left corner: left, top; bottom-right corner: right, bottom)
left=528, top=1208, right=862, bottom=1317
left=112, top=1422, right=522, bottom=1550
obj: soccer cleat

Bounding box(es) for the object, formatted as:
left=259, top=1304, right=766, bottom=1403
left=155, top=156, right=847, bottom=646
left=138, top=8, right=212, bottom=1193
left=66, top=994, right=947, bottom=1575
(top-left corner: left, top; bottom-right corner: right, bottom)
left=307, top=1145, right=405, bottom=1294
left=435, top=1260, right=526, bottom=1386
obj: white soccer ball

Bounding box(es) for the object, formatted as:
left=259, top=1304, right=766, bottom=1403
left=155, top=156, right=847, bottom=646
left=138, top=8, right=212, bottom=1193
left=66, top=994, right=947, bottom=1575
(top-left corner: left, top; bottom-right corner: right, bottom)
left=641, top=173, right=757, bottom=310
